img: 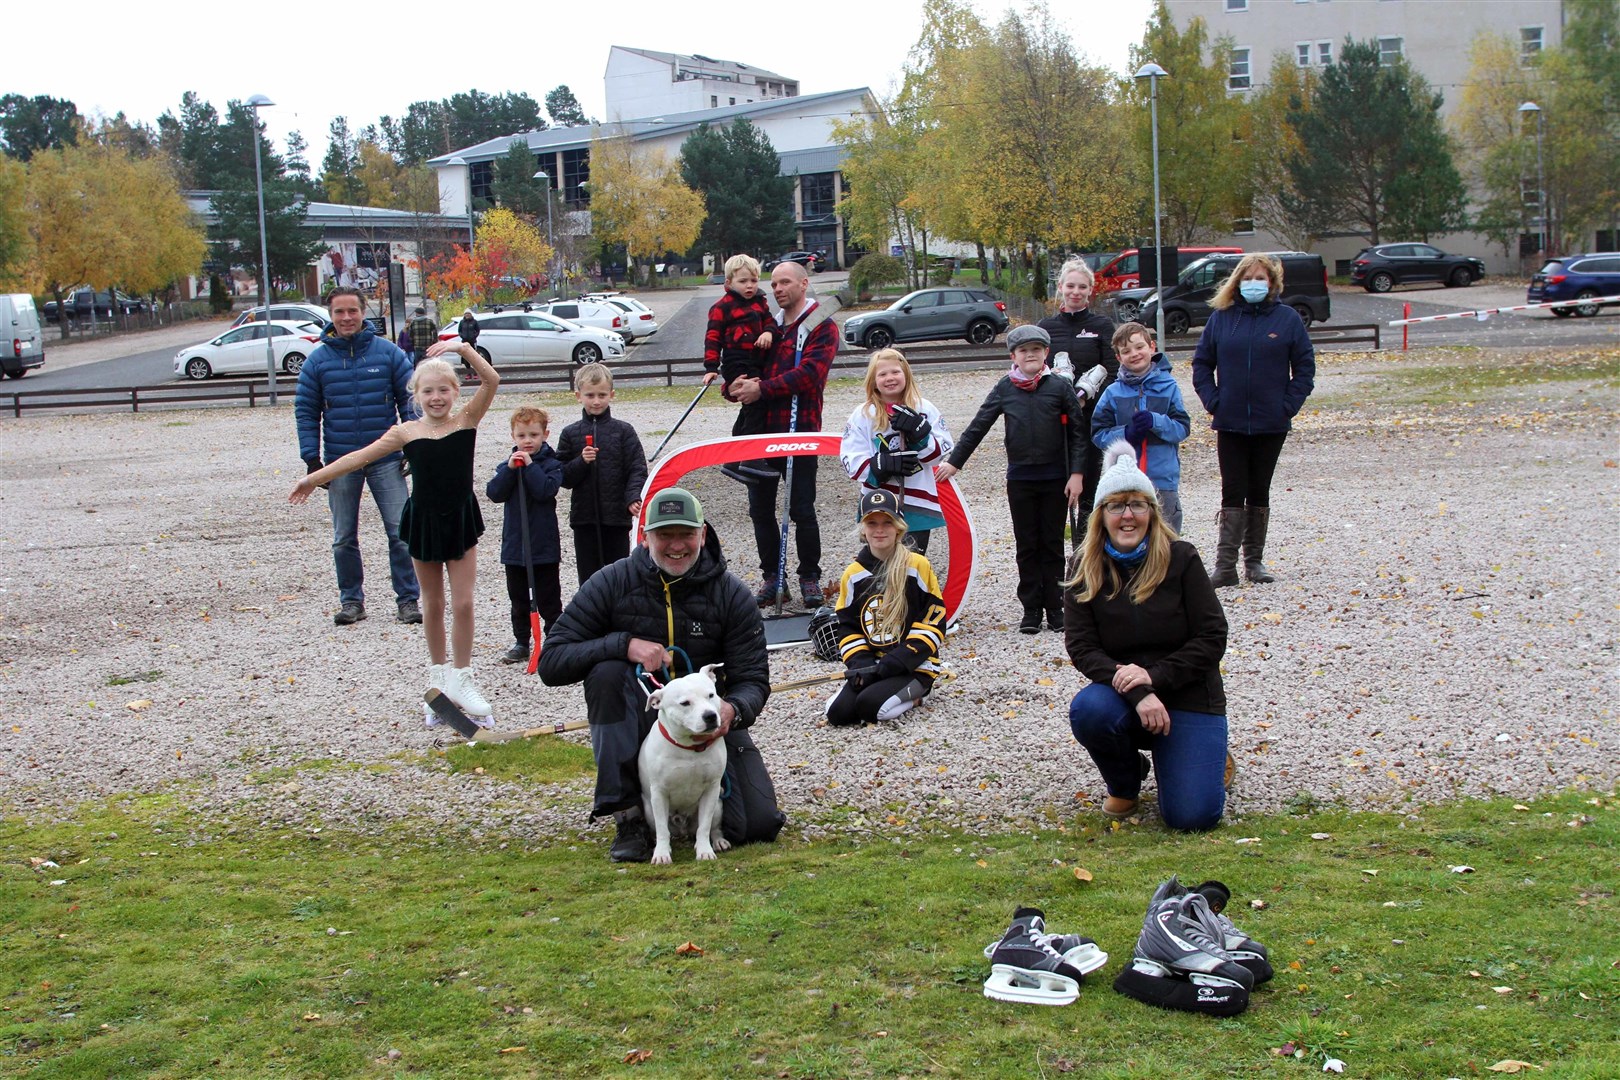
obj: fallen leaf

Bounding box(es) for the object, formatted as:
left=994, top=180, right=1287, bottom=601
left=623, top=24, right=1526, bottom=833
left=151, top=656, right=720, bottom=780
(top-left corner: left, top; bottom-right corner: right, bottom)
left=1072, top=867, right=1093, bottom=882
left=302, top=1013, right=321, bottom=1021
left=1512, top=803, right=1531, bottom=811
left=1249, top=899, right=1268, bottom=910
left=1036, top=677, right=1054, bottom=686
left=1311, top=832, right=1333, bottom=840
left=975, top=859, right=988, bottom=867
left=1492, top=986, right=1514, bottom=994
left=1360, top=869, right=1379, bottom=876
left=622, top=1048, right=653, bottom=1064
left=1450, top=865, right=1475, bottom=874
left=1234, top=837, right=1261, bottom=845
left=675, top=942, right=704, bottom=957
left=1486, top=1061, right=1542, bottom=1074
left=125, top=699, right=152, bottom=711
left=499, top=1046, right=527, bottom=1054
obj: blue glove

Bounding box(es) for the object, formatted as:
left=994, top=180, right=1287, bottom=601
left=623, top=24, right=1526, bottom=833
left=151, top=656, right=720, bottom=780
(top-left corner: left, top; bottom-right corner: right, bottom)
left=1127, top=411, right=1153, bottom=442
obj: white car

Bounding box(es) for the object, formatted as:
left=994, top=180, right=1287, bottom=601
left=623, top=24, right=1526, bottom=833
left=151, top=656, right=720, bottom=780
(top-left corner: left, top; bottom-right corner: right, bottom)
left=527, top=300, right=634, bottom=341
left=600, top=296, right=660, bottom=343
left=437, top=310, right=625, bottom=366
left=175, top=320, right=324, bottom=380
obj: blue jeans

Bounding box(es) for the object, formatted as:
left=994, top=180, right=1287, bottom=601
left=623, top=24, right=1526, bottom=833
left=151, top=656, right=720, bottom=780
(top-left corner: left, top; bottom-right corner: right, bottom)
left=1068, top=682, right=1226, bottom=831
left=327, top=457, right=418, bottom=606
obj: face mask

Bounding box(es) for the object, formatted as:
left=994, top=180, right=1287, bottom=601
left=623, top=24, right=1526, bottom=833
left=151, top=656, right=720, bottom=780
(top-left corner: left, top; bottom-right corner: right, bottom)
left=1239, top=280, right=1270, bottom=304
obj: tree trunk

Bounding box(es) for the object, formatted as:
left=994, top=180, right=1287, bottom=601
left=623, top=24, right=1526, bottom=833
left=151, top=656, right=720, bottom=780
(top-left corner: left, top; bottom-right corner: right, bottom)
left=977, top=241, right=989, bottom=286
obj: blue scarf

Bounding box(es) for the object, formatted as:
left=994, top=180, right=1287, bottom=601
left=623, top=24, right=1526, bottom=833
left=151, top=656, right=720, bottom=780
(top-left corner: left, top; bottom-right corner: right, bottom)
left=1117, top=363, right=1150, bottom=388
left=1104, top=538, right=1149, bottom=566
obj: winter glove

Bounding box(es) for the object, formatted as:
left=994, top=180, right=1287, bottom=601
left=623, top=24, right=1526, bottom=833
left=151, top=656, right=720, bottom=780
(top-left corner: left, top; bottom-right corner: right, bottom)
left=876, top=652, right=910, bottom=680
left=876, top=444, right=922, bottom=479
left=1127, top=411, right=1154, bottom=442
left=888, top=404, right=932, bottom=445
left=1077, top=364, right=1107, bottom=402
left=843, top=664, right=880, bottom=688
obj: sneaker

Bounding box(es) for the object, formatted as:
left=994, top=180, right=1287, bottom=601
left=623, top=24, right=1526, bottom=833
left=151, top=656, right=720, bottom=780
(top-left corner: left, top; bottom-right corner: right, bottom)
left=396, top=599, right=423, bottom=624
left=755, top=577, right=786, bottom=608
left=334, top=601, right=366, bottom=626
left=799, top=578, right=826, bottom=607
left=610, top=814, right=651, bottom=863
left=500, top=642, right=530, bottom=664
left=982, top=906, right=1089, bottom=1005
left=1018, top=612, right=1042, bottom=635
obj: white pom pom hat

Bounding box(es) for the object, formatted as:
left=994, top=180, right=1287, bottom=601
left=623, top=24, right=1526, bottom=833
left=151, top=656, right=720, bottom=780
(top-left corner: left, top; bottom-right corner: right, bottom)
left=1093, top=440, right=1159, bottom=508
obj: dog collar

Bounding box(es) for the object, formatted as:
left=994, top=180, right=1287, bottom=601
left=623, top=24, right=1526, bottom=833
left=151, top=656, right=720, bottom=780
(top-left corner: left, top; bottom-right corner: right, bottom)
left=657, top=720, right=721, bottom=752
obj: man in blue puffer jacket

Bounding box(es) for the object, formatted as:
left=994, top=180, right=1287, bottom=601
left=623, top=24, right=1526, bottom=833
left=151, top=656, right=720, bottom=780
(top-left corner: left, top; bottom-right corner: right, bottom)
left=294, top=286, right=422, bottom=626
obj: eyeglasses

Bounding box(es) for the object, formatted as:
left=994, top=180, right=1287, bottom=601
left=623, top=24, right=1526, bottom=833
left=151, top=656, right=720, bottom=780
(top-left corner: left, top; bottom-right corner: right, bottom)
left=1102, top=500, right=1153, bottom=517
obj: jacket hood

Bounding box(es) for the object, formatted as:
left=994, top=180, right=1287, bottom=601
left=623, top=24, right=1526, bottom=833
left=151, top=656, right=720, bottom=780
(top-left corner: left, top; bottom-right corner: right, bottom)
left=320, top=321, right=378, bottom=351
left=629, top=529, right=727, bottom=585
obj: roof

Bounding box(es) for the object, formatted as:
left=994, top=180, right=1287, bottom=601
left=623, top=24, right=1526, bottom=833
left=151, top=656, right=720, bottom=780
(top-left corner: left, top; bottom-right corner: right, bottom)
left=609, top=45, right=794, bottom=87
left=183, top=192, right=466, bottom=230
left=426, top=87, right=878, bottom=167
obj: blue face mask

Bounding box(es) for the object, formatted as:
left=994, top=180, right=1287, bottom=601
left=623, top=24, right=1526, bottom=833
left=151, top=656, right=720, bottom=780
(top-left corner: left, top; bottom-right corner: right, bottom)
left=1239, top=280, right=1270, bottom=304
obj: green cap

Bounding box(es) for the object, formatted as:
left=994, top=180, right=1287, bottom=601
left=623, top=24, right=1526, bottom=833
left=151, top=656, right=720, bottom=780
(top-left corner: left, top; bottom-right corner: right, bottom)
left=645, top=487, right=704, bottom=529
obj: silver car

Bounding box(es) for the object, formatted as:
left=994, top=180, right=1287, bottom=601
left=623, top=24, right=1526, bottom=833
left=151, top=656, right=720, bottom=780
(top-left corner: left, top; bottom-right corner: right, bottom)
left=438, top=310, right=625, bottom=366
left=841, top=288, right=1010, bottom=349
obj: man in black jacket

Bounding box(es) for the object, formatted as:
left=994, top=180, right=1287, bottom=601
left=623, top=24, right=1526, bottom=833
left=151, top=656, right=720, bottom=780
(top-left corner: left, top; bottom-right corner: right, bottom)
left=539, top=488, right=775, bottom=862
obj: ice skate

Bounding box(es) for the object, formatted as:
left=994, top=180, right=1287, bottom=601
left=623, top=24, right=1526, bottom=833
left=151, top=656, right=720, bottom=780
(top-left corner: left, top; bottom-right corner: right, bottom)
left=981, top=927, right=1108, bottom=978
left=423, top=663, right=448, bottom=727
left=982, top=906, right=1089, bottom=1005
left=1190, top=880, right=1273, bottom=983
left=1113, top=877, right=1252, bottom=1016
left=444, top=666, right=496, bottom=728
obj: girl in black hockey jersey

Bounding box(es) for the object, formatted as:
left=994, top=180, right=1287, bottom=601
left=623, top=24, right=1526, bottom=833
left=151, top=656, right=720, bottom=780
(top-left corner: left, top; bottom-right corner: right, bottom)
left=824, top=489, right=947, bottom=726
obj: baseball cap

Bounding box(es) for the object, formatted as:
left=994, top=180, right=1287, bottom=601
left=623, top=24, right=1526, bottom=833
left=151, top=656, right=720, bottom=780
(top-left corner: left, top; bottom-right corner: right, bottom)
left=858, top=488, right=903, bottom=523
left=1006, top=324, right=1051, bottom=351
left=645, top=487, right=704, bottom=529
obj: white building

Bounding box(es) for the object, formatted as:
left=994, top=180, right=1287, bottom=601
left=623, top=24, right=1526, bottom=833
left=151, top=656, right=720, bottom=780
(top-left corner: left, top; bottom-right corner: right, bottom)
left=605, top=46, right=799, bottom=122
left=1163, top=0, right=1569, bottom=272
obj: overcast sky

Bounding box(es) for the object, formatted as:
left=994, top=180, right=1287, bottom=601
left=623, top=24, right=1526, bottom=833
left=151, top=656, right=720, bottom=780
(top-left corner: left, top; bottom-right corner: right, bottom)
left=12, top=0, right=1155, bottom=169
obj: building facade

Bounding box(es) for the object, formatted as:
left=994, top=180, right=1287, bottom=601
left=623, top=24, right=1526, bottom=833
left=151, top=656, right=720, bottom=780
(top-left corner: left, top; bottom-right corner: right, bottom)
left=605, top=47, right=799, bottom=123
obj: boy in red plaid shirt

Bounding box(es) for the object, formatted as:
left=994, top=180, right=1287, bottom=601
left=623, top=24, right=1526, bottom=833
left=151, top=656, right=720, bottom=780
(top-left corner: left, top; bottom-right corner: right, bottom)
left=704, top=255, right=776, bottom=483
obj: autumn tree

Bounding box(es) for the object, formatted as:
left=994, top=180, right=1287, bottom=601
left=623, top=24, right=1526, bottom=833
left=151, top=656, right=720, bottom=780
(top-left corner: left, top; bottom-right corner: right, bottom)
left=588, top=134, right=705, bottom=284
left=831, top=110, right=929, bottom=288
left=1243, top=55, right=1318, bottom=251
left=678, top=119, right=795, bottom=259
left=0, top=155, right=28, bottom=286
left=424, top=206, right=553, bottom=305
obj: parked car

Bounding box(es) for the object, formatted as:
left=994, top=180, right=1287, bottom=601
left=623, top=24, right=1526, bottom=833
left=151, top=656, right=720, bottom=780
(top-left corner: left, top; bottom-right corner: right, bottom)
left=1138, top=252, right=1331, bottom=337
left=231, top=303, right=331, bottom=329
left=1094, top=246, right=1244, bottom=292
left=174, top=320, right=323, bottom=380
left=1527, top=253, right=1620, bottom=317
left=0, top=293, right=45, bottom=379
left=763, top=251, right=826, bottom=273
left=841, top=287, right=1009, bottom=349
left=1350, top=243, right=1485, bottom=292
left=437, top=310, right=625, bottom=366
left=41, top=288, right=147, bottom=323
left=524, top=299, right=632, bottom=341
left=599, top=296, right=660, bottom=342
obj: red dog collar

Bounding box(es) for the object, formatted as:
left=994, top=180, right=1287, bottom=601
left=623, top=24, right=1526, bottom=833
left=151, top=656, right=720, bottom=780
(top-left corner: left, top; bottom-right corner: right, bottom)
left=657, top=720, right=721, bottom=752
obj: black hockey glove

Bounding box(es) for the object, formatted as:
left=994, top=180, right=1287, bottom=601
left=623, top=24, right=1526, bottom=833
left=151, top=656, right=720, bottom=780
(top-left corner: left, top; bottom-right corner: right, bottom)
left=844, top=664, right=880, bottom=688
left=888, top=404, right=931, bottom=445
left=876, top=652, right=910, bottom=680
left=876, top=445, right=921, bottom=478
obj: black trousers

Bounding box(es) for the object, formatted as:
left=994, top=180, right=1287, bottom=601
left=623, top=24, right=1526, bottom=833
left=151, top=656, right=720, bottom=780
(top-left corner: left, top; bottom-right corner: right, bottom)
left=573, top=523, right=631, bottom=585
left=503, top=562, right=562, bottom=646
left=1076, top=400, right=1105, bottom=518
left=1007, top=478, right=1068, bottom=619
left=747, top=455, right=821, bottom=582
left=1216, top=431, right=1289, bottom=508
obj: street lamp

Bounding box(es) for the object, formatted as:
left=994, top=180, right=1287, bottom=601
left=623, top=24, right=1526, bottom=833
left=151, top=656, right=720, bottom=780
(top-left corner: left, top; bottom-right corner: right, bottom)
left=247, top=94, right=278, bottom=404
left=1517, top=101, right=1546, bottom=256
left=446, top=156, right=476, bottom=247
left=533, top=170, right=557, bottom=298
left=1133, top=62, right=1169, bottom=345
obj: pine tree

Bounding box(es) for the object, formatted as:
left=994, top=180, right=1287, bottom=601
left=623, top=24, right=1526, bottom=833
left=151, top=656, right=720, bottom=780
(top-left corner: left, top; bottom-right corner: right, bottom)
left=678, top=120, right=794, bottom=259
left=545, top=86, right=591, bottom=127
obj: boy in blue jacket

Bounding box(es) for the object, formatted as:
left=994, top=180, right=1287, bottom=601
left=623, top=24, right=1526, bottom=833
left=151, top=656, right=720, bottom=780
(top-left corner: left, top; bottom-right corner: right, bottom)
left=1091, top=322, right=1191, bottom=532
left=486, top=406, right=564, bottom=662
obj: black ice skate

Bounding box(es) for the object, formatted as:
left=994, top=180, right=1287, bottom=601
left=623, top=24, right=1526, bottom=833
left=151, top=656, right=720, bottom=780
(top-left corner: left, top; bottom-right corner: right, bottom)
left=982, top=906, right=1090, bottom=1006
left=1113, top=877, right=1254, bottom=1016
left=1190, top=879, right=1274, bottom=984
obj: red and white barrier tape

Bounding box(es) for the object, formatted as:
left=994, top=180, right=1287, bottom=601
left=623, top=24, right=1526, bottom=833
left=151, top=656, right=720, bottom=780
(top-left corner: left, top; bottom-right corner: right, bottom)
left=1387, top=294, right=1620, bottom=326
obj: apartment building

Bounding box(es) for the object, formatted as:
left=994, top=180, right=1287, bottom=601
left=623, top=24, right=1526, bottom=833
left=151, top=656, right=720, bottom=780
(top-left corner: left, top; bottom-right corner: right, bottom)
left=605, top=47, right=800, bottom=122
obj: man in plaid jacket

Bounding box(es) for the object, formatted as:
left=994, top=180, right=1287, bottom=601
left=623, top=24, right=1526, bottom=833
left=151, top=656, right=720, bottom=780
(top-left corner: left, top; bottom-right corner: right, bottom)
left=727, top=261, right=838, bottom=608
left=406, top=306, right=440, bottom=365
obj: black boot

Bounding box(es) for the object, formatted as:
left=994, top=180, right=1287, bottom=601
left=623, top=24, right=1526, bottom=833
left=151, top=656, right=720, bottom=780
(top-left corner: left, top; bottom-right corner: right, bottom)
left=1210, top=508, right=1243, bottom=588
left=1243, top=506, right=1276, bottom=584
left=610, top=811, right=651, bottom=863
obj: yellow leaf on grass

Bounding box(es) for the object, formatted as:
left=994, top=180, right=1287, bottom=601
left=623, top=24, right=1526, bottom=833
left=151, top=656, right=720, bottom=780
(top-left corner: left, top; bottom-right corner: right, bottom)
left=1486, top=1062, right=1542, bottom=1074
left=301, top=1013, right=321, bottom=1021
left=975, top=859, right=988, bottom=867
left=1072, top=867, right=1093, bottom=882
left=622, top=1048, right=653, bottom=1064
left=499, top=1046, right=528, bottom=1054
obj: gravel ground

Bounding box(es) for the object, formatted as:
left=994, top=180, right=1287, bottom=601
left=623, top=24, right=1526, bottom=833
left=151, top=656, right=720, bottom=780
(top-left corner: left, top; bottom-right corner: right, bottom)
left=2, top=345, right=1615, bottom=845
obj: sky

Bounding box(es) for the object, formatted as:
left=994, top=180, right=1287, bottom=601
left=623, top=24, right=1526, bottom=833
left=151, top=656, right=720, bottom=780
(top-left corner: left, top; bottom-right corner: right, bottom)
left=9, top=0, right=1157, bottom=170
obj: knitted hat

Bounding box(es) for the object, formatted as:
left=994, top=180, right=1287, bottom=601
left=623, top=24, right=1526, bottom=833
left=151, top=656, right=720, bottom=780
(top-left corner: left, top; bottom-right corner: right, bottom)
left=1093, top=440, right=1159, bottom=508
left=1006, top=324, right=1050, bottom=351
left=645, top=487, right=704, bottom=529
left=858, top=488, right=904, bottom=524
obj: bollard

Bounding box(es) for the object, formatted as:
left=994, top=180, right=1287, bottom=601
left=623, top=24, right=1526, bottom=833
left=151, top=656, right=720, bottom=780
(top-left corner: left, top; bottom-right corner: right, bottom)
left=1402, top=302, right=1409, bottom=351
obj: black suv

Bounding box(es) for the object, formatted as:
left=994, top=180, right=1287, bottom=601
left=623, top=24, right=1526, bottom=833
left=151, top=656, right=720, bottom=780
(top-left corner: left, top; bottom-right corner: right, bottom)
left=41, top=288, right=147, bottom=322
left=1139, top=252, right=1331, bottom=336
left=1350, top=244, right=1485, bottom=292
left=763, top=251, right=826, bottom=273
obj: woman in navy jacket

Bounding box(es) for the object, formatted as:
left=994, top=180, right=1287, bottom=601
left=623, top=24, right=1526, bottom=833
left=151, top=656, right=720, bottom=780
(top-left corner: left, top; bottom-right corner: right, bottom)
left=1191, top=255, right=1315, bottom=588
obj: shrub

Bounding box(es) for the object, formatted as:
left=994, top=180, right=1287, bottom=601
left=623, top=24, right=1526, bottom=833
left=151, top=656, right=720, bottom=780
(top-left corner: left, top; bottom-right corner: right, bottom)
left=849, top=253, right=905, bottom=297
left=207, top=274, right=232, bottom=315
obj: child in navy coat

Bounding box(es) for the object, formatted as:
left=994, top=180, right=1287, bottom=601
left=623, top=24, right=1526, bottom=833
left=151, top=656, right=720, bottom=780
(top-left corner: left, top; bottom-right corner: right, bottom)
left=486, top=406, right=564, bottom=662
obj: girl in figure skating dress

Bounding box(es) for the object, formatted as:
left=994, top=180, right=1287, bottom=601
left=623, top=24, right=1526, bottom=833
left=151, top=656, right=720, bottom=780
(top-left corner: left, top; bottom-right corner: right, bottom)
left=292, top=339, right=501, bottom=723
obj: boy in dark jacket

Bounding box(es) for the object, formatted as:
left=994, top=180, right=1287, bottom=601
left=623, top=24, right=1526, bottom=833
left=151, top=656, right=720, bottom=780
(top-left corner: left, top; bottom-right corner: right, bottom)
left=486, top=406, right=564, bottom=663
left=557, top=363, right=650, bottom=585
left=935, top=324, right=1086, bottom=634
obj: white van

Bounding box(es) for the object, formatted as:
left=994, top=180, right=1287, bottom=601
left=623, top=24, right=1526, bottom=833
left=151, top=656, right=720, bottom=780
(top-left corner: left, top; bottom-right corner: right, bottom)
left=0, top=294, right=45, bottom=379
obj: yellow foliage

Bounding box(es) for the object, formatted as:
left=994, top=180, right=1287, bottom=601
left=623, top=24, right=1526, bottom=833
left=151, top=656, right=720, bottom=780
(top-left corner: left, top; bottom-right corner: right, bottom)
left=588, top=133, right=705, bottom=269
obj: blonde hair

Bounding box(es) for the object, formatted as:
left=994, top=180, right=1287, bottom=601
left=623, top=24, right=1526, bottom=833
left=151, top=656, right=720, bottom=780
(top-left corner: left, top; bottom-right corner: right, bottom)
left=408, top=359, right=459, bottom=403
left=724, top=254, right=762, bottom=282
left=1210, top=254, right=1283, bottom=310
left=575, top=363, right=613, bottom=390
left=1057, top=257, right=1095, bottom=290
left=861, top=348, right=920, bottom=431
left=858, top=512, right=914, bottom=643
left=1062, top=498, right=1177, bottom=605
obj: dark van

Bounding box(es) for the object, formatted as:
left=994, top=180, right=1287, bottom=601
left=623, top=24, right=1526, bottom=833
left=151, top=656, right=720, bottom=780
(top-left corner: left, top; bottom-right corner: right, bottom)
left=1139, top=251, right=1330, bottom=336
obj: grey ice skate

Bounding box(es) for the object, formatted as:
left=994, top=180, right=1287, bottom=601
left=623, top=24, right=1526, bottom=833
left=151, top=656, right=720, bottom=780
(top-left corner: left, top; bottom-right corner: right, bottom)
left=1112, top=877, right=1253, bottom=1016
left=982, top=906, right=1090, bottom=1006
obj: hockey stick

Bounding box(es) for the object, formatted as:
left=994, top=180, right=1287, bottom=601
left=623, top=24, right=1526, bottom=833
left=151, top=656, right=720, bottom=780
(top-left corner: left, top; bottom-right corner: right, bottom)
left=587, top=432, right=605, bottom=580
left=648, top=382, right=712, bottom=464
left=771, top=666, right=956, bottom=694
left=427, top=689, right=592, bottom=745
left=513, top=455, right=542, bottom=675
left=774, top=392, right=797, bottom=618
left=1060, top=412, right=1082, bottom=556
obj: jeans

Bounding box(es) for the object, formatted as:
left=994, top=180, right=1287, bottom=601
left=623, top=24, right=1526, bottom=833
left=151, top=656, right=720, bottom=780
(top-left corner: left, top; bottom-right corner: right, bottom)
left=747, top=455, right=821, bottom=582
left=1068, top=682, right=1227, bottom=831
left=327, top=457, right=418, bottom=606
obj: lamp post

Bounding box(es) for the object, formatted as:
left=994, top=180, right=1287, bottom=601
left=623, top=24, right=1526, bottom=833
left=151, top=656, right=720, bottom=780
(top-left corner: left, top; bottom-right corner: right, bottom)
left=1133, top=62, right=1169, bottom=345
left=247, top=95, right=278, bottom=403
left=533, top=169, right=557, bottom=298
left=1517, top=102, right=1546, bottom=256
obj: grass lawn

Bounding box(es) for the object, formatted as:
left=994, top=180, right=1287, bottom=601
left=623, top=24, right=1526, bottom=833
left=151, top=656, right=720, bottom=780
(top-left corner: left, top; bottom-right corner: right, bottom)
left=3, top=786, right=1614, bottom=1078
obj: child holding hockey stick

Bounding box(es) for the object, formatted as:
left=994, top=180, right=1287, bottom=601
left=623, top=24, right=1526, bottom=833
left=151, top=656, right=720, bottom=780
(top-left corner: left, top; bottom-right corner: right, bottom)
left=290, top=339, right=500, bottom=724
left=839, top=348, right=954, bottom=552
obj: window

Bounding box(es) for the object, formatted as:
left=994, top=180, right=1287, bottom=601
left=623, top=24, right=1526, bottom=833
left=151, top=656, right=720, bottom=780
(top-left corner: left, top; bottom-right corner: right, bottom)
left=469, top=160, right=493, bottom=205
left=801, top=172, right=838, bottom=220
left=1520, top=26, right=1543, bottom=65
left=562, top=147, right=590, bottom=207
left=1318, top=40, right=1333, bottom=65
left=1232, top=216, right=1256, bottom=235
left=1296, top=43, right=1312, bottom=67
left=483, top=316, right=522, bottom=331
left=550, top=305, right=580, bottom=320
left=710, top=95, right=717, bottom=108
left=1377, top=37, right=1403, bottom=65
left=728, top=97, right=736, bottom=105
left=1225, top=0, right=1248, bottom=10
left=1228, top=47, right=1252, bottom=90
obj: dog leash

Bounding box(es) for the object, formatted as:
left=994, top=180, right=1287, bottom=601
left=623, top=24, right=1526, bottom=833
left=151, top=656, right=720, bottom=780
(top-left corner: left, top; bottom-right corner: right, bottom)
left=634, top=645, right=696, bottom=707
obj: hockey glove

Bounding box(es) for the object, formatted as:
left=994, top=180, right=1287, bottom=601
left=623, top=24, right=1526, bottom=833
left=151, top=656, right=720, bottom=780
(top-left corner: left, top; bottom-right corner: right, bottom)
left=843, top=664, right=880, bottom=687
left=876, top=445, right=922, bottom=478
left=888, top=404, right=932, bottom=445
left=876, top=652, right=910, bottom=680
left=1127, top=411, right=1154, bottom=442
left=1077, top=364, right=1107, bottom=402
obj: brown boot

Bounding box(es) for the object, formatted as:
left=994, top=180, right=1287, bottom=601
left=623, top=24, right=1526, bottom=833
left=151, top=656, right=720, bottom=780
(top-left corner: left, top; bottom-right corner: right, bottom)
left=1243, top=506, right=1277, bottom=584
left=1210, top=508, right=1243, bottom=588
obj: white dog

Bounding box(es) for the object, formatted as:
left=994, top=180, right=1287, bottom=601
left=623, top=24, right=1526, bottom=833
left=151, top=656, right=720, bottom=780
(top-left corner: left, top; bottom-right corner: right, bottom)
left=639, top=663, right=731, bottom=865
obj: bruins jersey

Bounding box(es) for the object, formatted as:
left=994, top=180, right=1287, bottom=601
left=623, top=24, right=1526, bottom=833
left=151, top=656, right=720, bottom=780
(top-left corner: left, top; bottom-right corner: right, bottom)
left=833, top=547, right=947, bottom=679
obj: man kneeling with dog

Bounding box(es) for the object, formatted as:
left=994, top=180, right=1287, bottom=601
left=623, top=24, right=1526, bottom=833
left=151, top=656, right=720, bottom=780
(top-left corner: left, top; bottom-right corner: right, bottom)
left=540, top=487, right=784, bottom=862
